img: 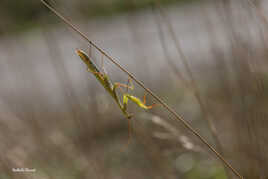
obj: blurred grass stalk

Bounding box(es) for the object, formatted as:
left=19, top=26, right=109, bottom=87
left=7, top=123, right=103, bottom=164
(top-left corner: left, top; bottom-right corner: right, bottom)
left=151, top=2, right=233, bottom=178
left=40, top=0, right=244, bottom=178
left=1, top=0, right=268, bottom=178
left=160, top=0, right=268, bottom=178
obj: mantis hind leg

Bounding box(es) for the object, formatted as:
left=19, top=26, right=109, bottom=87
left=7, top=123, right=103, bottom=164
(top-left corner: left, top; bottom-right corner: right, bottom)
left=120, top=117, right=134, bottom=149
left=142, top=93, right=159, bottom=109
left=121, top=93, right=159, bottom=146
left=127, top=117, right=133, bottom=145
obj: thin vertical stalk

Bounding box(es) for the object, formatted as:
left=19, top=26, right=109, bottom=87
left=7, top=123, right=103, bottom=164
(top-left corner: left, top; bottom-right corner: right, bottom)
left=152, top=7, right=188, bottom=86
left=152, top=3, right=233, bottom=178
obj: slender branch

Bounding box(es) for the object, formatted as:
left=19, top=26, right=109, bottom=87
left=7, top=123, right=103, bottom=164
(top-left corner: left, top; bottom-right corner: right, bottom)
left=40, top=0, right=243, bottom=178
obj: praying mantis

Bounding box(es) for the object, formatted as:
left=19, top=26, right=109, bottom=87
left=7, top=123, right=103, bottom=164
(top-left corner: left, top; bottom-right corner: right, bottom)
left=76, top=49, right=157, bottom=127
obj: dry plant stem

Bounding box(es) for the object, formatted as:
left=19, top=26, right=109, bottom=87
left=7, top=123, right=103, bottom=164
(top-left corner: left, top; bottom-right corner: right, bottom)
left=225, top=1, right=267, bottom=177
left=247, top=0, right=268, bottom=47
left=200, top=6, right=236, bottom=179
left=247, top=0, right=268, bottom=25
left=40, top=0, right=243, bottom=178
left=152, top=7, right=189, bottom=87
left=153, top=2, right=242, bottom=178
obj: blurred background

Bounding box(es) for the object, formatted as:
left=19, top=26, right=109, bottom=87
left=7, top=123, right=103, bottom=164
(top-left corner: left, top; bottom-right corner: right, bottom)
left=1, top=0, right=268, bottom=178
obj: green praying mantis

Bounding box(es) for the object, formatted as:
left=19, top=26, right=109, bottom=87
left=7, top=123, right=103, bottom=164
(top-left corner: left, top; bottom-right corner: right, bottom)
left=76, top=49, right=157, bottom=127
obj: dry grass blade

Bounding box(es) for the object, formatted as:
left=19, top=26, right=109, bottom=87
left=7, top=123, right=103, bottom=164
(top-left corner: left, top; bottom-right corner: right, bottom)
left=151, top=3, right=233, bottom=178
left=40, top=0, right=243, bottom=178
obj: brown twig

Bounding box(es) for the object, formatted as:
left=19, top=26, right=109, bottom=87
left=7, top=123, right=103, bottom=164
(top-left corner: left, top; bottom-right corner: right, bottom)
left=40, top=0, right=243, bottom=178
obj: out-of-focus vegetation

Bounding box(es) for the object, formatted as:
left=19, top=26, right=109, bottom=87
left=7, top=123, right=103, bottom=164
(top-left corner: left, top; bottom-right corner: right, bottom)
left=0, top=0, right=201, bottom=36
left=1, top=0, right=268, bottom=178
